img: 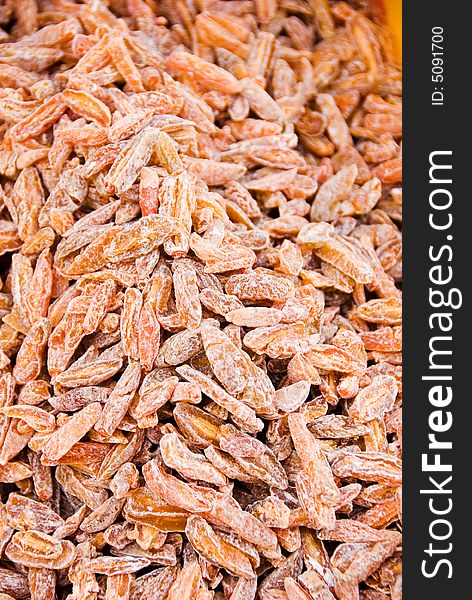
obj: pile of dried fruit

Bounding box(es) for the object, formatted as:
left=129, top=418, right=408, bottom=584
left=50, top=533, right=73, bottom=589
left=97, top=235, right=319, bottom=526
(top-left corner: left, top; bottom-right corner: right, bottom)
left=0, top=1, right=402, bottom=599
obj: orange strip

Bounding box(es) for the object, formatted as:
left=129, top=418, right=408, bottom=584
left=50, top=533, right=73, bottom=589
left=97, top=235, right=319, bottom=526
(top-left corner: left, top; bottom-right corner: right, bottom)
left=383, top=0, right=402, bottom=60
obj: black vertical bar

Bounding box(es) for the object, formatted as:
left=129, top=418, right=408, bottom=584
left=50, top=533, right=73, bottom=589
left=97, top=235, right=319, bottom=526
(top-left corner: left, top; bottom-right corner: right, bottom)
left=403, top=1, right=468, bottom=596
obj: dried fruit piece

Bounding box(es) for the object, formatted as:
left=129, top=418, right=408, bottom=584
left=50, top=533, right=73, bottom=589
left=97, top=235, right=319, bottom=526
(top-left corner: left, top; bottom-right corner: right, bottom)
left=4, top=493, right=64, bottom=533
left=349, top=375, right=398, bottom=422
left=143, top=459, right=212, bottom=513
left=41, top=403, right=102, bottom=463
left=186, top=516, right=254, bottom=578
left=5, top=531, right=75, bottom=569
left=160, top=432, right=227, bottom=486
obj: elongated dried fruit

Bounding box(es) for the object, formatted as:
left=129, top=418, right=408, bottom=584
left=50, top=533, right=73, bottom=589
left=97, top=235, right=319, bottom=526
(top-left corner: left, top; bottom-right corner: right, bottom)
left=185, top=516, right=255, bottom=578
left=349, top=375, right=398, bottom=422
left=41, top=403, right=102, bottom=463
left=160, top=432, right=227, bottom=486
left=5, top=531, right=76, bottom=569
left=4, top=493, right=64, bottom=533
left=143, top=459, right=212, bottom=513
